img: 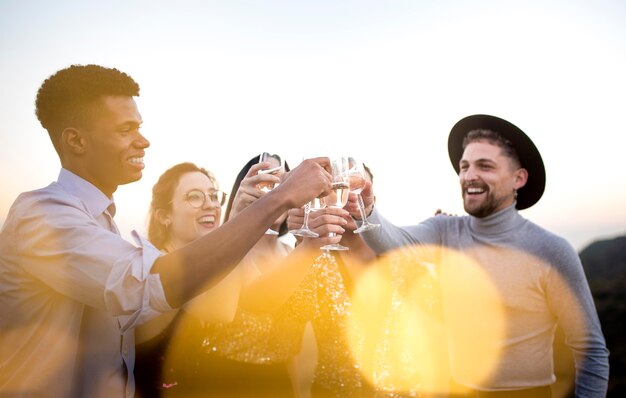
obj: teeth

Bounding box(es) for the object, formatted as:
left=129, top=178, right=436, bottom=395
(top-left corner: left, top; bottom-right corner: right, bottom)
left=198, top=216, right=215, bottom=223
left=129, top=157, right=143, bottom=164
left=467, top=187, right=485, bottom=194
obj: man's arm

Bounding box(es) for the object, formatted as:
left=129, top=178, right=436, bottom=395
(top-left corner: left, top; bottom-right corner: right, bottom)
left=152, top=158, right=332, bottom=308
left=546, top=240, right=609, bottom=397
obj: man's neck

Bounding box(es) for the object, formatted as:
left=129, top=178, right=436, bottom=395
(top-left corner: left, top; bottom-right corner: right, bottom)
left=61, top=164, right=117, bottom=198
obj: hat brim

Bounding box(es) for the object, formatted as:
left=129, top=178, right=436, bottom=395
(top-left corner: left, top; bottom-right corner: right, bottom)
left=448, top=114, right=546, bottom=210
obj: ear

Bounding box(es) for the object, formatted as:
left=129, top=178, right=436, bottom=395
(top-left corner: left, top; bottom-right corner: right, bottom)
left=513, top=168, right=529, bottom=190
left=155, top=208, right=172, bottom=227
left=61, top=127, right=86, bottom=155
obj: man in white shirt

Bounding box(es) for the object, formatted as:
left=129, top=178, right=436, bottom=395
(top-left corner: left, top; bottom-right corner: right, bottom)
left=0, top=64, right=334, bottom=397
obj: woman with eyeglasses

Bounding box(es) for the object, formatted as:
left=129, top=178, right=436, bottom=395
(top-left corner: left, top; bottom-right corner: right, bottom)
left=177, top=155, right=301, bottom=398
left=135, top=157, right=367, bottom=398
left=134, top=159, right=326, bottom=398
left=148, top=163, right=227, bottom=252
left=134, top=162, right=238, bottom=398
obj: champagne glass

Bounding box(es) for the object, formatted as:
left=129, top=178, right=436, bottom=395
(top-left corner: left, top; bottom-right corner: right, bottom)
left=348, top=157, right=380, bottom=233
left=289, top=157, right=326, bottom=237
left=258, top=152, right=285, bottom=235
left=320, top=156, right=350, bottom=251
left=257, top=152, right=285, bottom=192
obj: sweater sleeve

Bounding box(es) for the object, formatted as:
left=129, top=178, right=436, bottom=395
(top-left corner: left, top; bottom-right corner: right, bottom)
left=543, top=236, right=609, bottom=397
left=361, top=208, right=443, bottom=256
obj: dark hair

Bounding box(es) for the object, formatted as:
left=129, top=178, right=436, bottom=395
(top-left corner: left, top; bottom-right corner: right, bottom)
left=224, top=155, right=290, bottom=236
left=148, top=162, right=218, bottom=250
left=462, top=129, right=521, bottom=168
left=35, top=64, right=140, bottom=155
left=363, top=163, right=374, bottom=183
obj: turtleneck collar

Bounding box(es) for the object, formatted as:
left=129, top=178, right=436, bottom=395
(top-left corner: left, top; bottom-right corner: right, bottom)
left=468, top=203, right=525, bottom=236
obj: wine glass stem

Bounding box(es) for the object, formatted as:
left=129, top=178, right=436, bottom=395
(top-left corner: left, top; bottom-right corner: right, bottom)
left=302, top=204, right=311, bottom=229
left=357, top=194, right=370, bottom=224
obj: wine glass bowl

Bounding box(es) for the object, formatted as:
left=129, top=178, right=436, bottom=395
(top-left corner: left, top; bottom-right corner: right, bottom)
left=322, top=180, right=350, bottom=208
left=321, top=157, right=350, bottom=251
left=309, top=196, right=326, bottom=212
left=348, top=158, right=380, bottom=234
left=348, top=172, right=366, bottom=195
left=257, top=152, right=285, bottom=193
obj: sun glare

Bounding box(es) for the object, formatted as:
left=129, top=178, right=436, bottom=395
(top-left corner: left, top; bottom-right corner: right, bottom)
left=345, top=244, right=586, bottom=396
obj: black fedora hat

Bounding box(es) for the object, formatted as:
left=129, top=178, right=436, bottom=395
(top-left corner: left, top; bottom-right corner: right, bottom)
left=448, top=114, right=546, bottom=210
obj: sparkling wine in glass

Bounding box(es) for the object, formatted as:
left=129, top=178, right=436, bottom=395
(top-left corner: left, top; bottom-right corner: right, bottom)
left=321, top=157, right=350, bottom=251
left=348, top=158, right=380, bottom=233
left=257, top=152, right=285, bottom=193
left=258, top=152, right=285, bottom=235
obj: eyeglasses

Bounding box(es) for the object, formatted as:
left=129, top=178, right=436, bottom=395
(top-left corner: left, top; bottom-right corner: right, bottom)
left=179, top=189, right=227, bottom=208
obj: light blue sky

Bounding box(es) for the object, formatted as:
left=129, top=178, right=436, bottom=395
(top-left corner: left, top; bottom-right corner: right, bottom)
left=1, top=0, right=625, bottom=250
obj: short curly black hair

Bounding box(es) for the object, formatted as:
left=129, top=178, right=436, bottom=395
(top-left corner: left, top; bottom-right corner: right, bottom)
left=35, top=64, right=140, bottom=154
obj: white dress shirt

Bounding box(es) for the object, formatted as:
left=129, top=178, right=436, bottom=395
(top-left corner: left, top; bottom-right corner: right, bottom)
left=0, top=169, right=172, bottom=397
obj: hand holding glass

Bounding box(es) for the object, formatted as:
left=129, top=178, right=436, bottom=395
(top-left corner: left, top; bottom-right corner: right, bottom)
left=289, top=158, right=325, bottom=237
left=257, top=152, right=285, bottom=192
left=320, top=157, right=350, bottom=251
left=258, top=152, right=285, bottom=235
left=348, top=158, right=380, bottom=233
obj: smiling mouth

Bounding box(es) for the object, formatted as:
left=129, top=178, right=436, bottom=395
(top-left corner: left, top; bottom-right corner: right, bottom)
left=198, top=215, right=216, bottom=226
left=128, top=156, right=146, bottom=170
left=466, top=187, right=486, bottom=195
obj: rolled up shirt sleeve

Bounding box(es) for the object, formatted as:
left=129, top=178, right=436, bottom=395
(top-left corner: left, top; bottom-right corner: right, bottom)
left=107, top=231, right=173, bottom=332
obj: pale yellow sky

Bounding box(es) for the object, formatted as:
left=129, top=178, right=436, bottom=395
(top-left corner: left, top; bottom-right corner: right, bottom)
left=1, top=0, right=625, bottom=251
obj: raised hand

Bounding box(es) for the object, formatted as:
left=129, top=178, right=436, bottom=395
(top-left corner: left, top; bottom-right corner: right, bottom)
left=229, top=162, right=280, bottom=219
left=346, top=180, right=376, bottom=220
left=276, top=157, right=332, bottom=209
left=435, top=208, right=459, bottom=216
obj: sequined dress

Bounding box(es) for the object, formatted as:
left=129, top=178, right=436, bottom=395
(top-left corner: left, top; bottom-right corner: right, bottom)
left=362, top=249, right=444, bottom=398
left=306, top=252, right=365, bottom=398
left=137, top=250, right=440, bottom=398
left=199, top=251, right=364, bottom=397
left=200, top=250, right=442, bottom=398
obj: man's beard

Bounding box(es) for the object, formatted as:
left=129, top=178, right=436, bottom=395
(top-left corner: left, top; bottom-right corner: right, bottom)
left=463, top=189, right=506, bottom=218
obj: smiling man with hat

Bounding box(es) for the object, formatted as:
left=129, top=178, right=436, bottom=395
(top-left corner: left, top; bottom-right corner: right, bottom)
left=350, top=114, right=609, bottom=397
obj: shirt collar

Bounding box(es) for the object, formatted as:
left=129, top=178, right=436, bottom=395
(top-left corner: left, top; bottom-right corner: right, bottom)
left=57, top=168, right=115, bottom=218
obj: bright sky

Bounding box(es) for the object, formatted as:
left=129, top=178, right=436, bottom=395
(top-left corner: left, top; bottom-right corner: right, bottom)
left=1, top=0, right=625, bottom=251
